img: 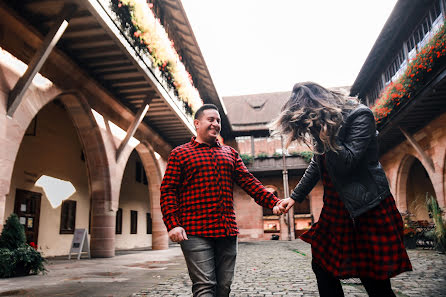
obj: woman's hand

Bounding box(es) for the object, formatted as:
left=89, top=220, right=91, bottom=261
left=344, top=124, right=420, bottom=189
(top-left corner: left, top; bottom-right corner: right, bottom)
left=278, top=198, right=295, bottom=213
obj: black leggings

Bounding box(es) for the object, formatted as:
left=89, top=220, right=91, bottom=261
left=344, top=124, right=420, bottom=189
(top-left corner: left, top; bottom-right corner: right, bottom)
left=312, top=260, right=396, bottom=297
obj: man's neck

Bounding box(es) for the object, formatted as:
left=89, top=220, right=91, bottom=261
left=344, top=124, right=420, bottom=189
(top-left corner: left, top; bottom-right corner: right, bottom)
left=195, top=136, right=216, bottom=146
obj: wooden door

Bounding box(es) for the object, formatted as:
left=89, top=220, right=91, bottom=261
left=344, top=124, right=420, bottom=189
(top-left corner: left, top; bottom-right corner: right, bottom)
left=14, top=189, right=41, bottom=245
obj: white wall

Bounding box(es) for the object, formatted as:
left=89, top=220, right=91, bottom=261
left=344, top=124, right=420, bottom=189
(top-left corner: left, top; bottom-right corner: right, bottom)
left=115, top=150, right=152, bottom=250
left=7, top=101, right=90, bottom=257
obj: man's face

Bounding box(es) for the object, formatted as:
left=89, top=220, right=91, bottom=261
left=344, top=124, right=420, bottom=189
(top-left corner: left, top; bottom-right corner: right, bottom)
left=194, top=109, right=221, bottom=144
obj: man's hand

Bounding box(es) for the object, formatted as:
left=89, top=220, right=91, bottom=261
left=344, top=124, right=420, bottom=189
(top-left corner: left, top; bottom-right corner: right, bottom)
left=273, top=200, right=287, bottom=215
left=273, top=205, right=283, bottom=215
left=168, top=226, right=188, bottom=243
left=278, top=198, right=295, bottom=213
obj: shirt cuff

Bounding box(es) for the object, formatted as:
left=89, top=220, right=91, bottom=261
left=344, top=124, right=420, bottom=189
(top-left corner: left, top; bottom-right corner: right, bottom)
left=164, top=215, right=181, bottom=231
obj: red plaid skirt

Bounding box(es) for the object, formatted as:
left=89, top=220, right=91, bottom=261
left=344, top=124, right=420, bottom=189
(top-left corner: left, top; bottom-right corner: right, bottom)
left=300, top=158, right=412, bottom=280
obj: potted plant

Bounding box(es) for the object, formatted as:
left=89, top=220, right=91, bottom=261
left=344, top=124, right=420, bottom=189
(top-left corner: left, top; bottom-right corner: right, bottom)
left=255, top=152, right=269, bottom=160
left=402, top=211, right=417, bottom=249
left=0, top=214, right=46, bottom=277
left=426, top=194, right=446, bottom=253
left=240, top=154, right=254, bottom=165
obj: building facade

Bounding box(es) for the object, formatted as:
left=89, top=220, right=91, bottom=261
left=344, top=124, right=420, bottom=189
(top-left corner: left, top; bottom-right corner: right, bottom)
left=223, top=92, right=332, bottom=241
left=0, top=0, right=229, bottom=257
left=350, top=0, right=446, bottom=224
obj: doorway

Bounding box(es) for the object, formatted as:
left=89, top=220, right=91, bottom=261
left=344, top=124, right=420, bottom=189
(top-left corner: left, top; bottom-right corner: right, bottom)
left=14, top=189, right=41, bottom=244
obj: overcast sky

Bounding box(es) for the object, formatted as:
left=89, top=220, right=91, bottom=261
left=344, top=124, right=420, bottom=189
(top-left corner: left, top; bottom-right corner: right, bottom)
left=181, top=0, right=398, bottom=97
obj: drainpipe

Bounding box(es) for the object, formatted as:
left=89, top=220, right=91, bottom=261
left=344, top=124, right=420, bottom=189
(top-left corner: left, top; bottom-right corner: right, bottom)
left=281, top=136, right=292, bottom=241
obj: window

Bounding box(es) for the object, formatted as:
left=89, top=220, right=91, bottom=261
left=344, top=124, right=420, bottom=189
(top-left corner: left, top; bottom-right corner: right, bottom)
left=60, top=200, right=76, bottom=234
left=146, top=213, right=152, bottom=234
left=135, top=161, right=148, bottom=185
left=115, top=208, right=122, bottom=234
left=130, top=210, right=138, bottom=234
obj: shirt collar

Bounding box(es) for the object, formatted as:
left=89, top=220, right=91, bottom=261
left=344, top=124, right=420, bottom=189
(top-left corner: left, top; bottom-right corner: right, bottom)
left=190, top=137, right=221, bottom=148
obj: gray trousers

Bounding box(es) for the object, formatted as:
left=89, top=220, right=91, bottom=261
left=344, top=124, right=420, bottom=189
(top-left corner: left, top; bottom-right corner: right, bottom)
left=180, top=235, right=237, bottom=297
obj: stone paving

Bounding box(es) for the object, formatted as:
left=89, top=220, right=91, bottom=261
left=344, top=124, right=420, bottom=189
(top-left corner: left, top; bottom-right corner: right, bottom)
left=133, top=240, right=446, bottom=297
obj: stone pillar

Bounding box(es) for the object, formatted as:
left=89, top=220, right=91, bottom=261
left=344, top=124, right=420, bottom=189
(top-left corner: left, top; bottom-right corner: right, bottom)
left=136, top=144, right=169, bottom=250
left=0, top=195, right=6, bottom=233
left=90, top=202, right=116, bottom=258
left=151, top=208, right=168, bottom=250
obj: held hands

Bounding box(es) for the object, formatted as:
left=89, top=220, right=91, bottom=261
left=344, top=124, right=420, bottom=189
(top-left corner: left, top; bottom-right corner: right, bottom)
left=273, top=198, right=295, bottom=215
left=168, top=226, right=188, bottom=243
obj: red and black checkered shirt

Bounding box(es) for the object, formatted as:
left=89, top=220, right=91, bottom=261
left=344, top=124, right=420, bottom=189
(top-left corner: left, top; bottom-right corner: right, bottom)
left=160, top=137, right=280, bottom=237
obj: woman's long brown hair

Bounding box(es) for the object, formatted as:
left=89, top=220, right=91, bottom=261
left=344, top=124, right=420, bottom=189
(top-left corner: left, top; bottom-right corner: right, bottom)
left=271, top=82, right=358, bottom=153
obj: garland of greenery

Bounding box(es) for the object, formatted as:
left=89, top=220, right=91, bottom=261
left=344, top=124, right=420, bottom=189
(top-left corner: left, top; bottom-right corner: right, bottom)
left=110, top=0, right=203, bottom=116
left=372, top=21, right=446, bottom=127
left=240, top=151, right=313, bottom=165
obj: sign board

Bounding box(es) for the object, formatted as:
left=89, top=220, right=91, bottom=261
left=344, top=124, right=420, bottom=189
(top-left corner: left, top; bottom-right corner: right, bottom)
left=68, top=228, right=90, bottom=260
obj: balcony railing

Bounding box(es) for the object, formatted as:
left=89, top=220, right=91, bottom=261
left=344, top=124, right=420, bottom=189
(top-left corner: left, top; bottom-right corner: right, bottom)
left=246, top=156, right=308, bottom=173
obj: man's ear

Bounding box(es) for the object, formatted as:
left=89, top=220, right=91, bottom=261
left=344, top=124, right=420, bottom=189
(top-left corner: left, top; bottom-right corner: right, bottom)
left=194, top=118, right=199, bottom=129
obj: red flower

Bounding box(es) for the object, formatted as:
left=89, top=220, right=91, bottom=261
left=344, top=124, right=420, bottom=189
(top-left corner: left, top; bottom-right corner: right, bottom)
left=29, top=242, right=37, bottom=250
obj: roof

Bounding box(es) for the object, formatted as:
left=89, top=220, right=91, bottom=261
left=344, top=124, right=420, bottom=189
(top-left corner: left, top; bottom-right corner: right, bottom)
left=223, top=86, right=350, bottom=136
left=157, top=0, right=232, bottom=139
left=350, top=0, right=434, bottom=98
left=223, top=91, right=291, bottom=135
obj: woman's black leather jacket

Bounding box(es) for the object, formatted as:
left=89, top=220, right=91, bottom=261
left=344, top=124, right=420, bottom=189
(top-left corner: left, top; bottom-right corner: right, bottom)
left=290, top=104, right=391, bottom=218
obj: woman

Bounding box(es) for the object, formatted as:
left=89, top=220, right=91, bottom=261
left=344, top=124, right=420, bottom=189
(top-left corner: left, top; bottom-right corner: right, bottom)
left=274, top=82, right=412, bottom=297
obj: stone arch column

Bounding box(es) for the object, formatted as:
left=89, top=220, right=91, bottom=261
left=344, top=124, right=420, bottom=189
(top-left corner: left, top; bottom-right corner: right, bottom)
left=58, top=91, right=115, bottom=258
left=0, top=62, right=62, bottom=231
left=442, top=150, right=446, bottom=209
left=396, top=153, right=441, bottom=214
left=0, top=59, right=116, bottom=256
left=395, top=154, right=416, bottom=212
left=135, top=142, right=168, bottom=250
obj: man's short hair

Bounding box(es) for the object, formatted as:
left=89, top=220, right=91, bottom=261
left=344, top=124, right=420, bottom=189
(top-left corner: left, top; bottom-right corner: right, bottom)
left=194, top=104, right=219, bottom=120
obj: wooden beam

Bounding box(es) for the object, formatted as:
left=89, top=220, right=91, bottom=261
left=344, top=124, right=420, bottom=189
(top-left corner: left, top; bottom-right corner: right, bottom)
left=400, top=127, right=435, bottom=172
left=116, top=97, right=152, bottom=161
left=7, top=4, right=77, bottom=117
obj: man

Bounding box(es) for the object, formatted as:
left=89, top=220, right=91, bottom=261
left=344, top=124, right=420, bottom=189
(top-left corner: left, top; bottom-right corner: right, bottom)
left=160, top=104, right=283, bottom=297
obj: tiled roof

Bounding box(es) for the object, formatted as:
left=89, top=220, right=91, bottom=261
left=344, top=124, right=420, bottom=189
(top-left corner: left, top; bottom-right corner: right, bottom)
left=223, top=86, right=351, bottom=133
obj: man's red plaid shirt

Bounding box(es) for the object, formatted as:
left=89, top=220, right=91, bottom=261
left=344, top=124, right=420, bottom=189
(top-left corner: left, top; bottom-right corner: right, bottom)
left=160, top=138, right=280, bottom=237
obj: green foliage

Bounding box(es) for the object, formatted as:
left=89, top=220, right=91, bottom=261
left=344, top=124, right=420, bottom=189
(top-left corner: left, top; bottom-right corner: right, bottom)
left=272, top=152, right=283, bottom=159
left=290, top=151, right=314, bottom=163
left=0, top=214, right=25, bottom=250
left=0, top=248, right=14, bottom=277
left=0, top=214, right=46, bottom=278
left=0, top=245, right=46, bottom=278
left=13, top=245, right=46, bottom=276
left=298, top=151, right=314, bottom=163
left=240, top=154, right=254, bottom=165
left=256, top=152, right=269, bottom=160
left=426, top=193, right=446, bottom=253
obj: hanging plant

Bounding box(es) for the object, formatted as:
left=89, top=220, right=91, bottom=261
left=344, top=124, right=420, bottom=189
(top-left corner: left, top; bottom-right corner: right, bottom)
left=110, top=0, right=203, bottom=116
left=372, top=21, right=446, bottom=127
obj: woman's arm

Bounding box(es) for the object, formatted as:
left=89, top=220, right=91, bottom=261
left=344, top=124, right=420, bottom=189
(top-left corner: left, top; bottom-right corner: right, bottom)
left=290, top=156, right=320, bottom=202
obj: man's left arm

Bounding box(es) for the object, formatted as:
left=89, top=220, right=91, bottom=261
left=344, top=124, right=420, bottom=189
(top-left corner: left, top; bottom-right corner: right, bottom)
left=233, top=151, right=280, bottom=209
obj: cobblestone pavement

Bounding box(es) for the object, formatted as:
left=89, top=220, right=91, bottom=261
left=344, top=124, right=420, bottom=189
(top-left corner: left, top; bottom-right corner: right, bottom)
left=133, top=240, right=446, bottom=297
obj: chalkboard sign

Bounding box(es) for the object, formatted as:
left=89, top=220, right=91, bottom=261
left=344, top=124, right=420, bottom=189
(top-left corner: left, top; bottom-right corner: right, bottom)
left=68, top=228, right=90, bottom=260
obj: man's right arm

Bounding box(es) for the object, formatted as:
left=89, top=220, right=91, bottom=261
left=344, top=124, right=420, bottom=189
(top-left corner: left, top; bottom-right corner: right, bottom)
left=160, top=150, right=182, bottom=231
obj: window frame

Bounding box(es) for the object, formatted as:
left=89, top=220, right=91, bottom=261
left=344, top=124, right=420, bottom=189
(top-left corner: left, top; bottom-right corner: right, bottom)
left=60, top=200, right=76, bottom=234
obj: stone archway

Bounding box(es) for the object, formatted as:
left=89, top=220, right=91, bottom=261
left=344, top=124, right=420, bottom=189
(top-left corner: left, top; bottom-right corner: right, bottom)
left=395, top=154, right=416, bottom=212
left=396, top=154, right=436, bottom=221
left=442, top=150, right=446, bottom=209
left=58, top=92, right=113, bottom=257
left=135, top=142, right=168, bottom=250
left=0, top=62, right=62, bottom=231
